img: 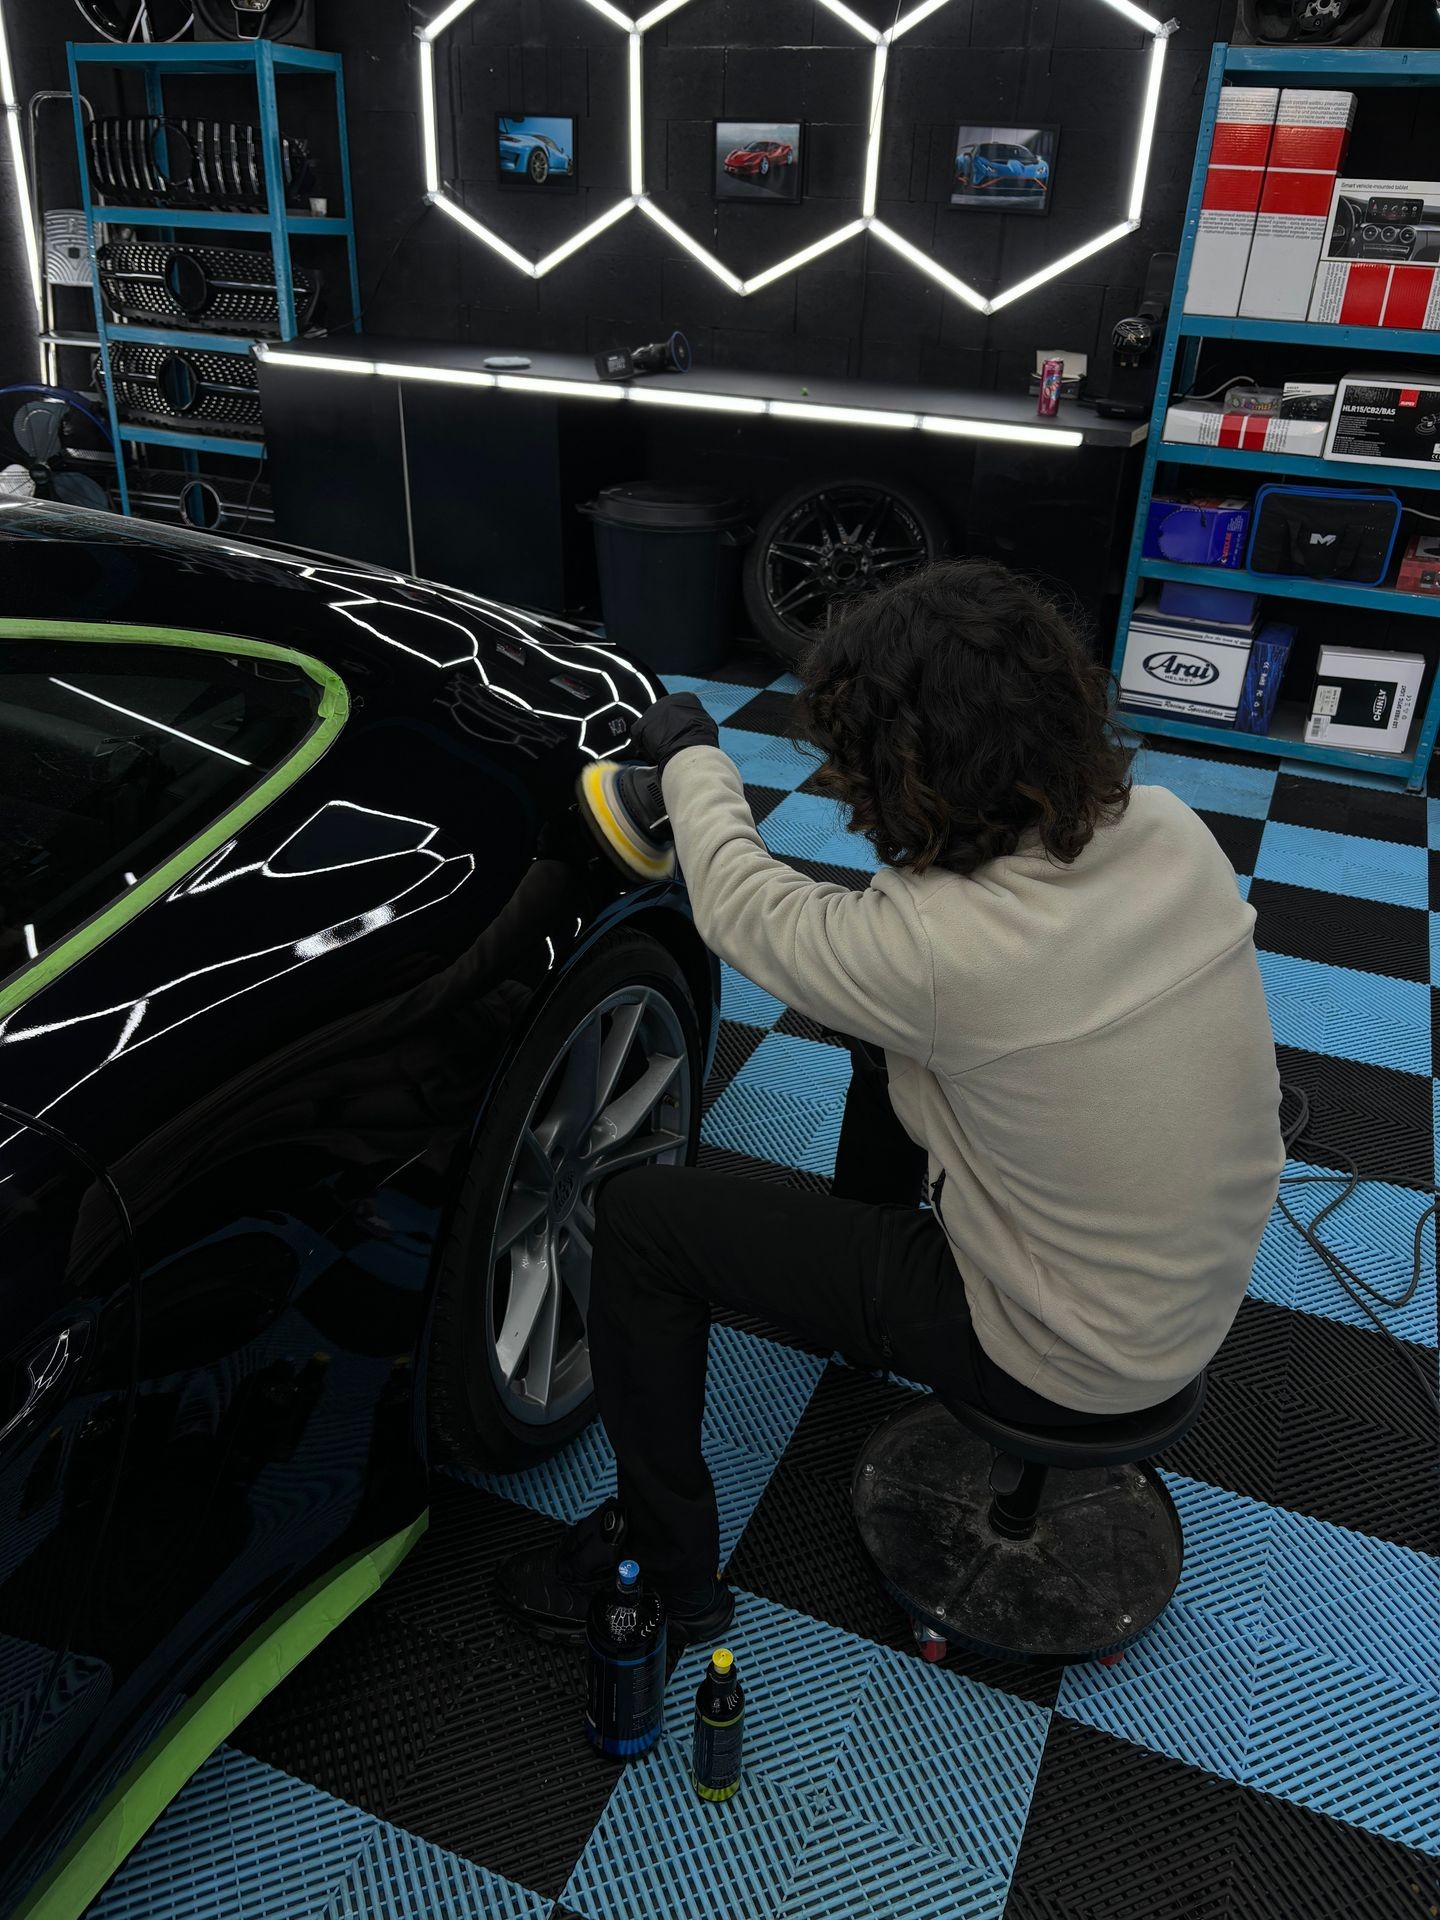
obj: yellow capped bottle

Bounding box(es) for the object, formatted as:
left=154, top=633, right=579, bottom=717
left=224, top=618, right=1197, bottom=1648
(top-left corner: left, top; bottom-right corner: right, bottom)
left=690, top=1647, right=744, bottom=1802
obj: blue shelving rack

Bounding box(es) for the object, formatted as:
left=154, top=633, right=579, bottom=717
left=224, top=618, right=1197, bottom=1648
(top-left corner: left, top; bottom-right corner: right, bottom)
left=1112, top=42, right=1440, bottom=793
left=67, top=38, right=361, bottom=516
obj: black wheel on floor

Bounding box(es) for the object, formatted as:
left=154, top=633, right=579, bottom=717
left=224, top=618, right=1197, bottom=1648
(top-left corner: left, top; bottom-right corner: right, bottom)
left=741, top=476, right=947, bottom=664
left=428, top=929, right=702, bottom=1472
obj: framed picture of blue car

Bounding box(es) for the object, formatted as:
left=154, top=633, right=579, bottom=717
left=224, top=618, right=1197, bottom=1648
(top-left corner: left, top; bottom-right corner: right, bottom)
left=950, top=124, right=1057, bottom=214
left=496, top=114, right=577, bottom=192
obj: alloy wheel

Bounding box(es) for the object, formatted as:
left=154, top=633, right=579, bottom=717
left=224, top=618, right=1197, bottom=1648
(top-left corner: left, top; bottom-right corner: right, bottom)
left=484, top=985, right=692, bottom=1426
left=760, top=484, right=932, bottom=647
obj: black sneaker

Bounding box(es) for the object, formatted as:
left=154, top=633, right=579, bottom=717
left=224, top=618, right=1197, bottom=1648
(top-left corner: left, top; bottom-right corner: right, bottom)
left=496, top=1497, right=629, bottom=1641
left=496, top=1500, right=737, bottom=1644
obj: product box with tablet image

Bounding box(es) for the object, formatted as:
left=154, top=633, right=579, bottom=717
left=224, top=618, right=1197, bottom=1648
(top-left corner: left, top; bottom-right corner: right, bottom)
left=1304, top=644, right=1425, bottom=754
left=1307, top=178, right=1440, bottom=330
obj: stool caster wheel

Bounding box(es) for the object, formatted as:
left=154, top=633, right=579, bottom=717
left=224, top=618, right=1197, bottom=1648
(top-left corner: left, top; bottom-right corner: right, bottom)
left=1097, top=1650, right=1126, bottom=1668
left=915, top=1625, right=948, bottom=1663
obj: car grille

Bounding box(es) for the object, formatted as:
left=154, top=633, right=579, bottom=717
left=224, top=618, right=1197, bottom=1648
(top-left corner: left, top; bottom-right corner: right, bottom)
left=87, top=117, right=315, bottom=212
left=97, top=241, right=321, bottom=334
left=98, top=343, right=264, bottom=436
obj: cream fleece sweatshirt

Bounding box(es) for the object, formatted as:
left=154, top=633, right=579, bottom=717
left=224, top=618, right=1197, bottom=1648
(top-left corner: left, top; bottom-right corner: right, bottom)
left=664, top=746, right=1284, bottom=1414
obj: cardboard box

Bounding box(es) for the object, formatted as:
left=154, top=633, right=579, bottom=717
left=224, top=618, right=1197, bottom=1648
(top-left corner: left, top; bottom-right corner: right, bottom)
left=1157, top=581, right=1259, bottom=628
left=1184, top=87, right=1279, bottom=318
left=1239, top=90, right=1355, bottom=321
left=1324, top=372, right=1440, bottom=467
left=1307, top=178, right=1440, bottom=328
left=1143, top=495, right=1251, bottom=567
left=1162, top=400, right=1328, bottom=457
left=1397, top=531, right=1440, bottom=593
left=1305, top=644, right=1424, bottom=753
left=1120, top=614, right=1256, bottom=723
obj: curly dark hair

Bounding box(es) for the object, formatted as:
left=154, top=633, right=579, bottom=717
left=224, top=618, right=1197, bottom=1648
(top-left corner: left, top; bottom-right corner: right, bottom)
left=795, top=558, right=1133, bottom=878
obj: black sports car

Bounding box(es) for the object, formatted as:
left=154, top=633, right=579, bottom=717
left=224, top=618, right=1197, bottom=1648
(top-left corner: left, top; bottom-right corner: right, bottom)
left=0, top=501, right=719, bottom=1918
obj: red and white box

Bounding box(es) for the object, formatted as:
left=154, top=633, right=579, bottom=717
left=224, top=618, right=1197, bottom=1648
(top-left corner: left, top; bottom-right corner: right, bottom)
left=1183, top=87, right=1278, bottom=318
left=1307, top=178, right=1440, bottom=330
left=1161, top=399, right=1328, bottom=457
left=1238, top=89, right=1355, bottom=320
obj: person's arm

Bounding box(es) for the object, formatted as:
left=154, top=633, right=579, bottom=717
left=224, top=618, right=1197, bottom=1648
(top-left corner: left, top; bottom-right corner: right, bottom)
left=662, top=744, right=937, bottom=1062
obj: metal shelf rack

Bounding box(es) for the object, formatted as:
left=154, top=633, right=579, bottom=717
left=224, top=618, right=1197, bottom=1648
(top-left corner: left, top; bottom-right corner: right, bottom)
left=66, top=38, right=361, bottom=516
left=1111, top=41, right=1440, bottom=794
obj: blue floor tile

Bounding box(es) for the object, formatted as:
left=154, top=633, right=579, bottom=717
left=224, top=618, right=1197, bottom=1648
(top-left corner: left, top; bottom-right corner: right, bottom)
left=1251, top=1162, right=1438, bottom=1345
left=1133, top=750, right=1276, bottom=820
left=702, top=1080, right=845, bottom=1175
left=562, top=1737, right=812, bottom=1920
left=1237, top=871, right=1251, bottom=901
left=660, top=1590, right=880, bottom=1802
left=1255, top=950, right=1432, bottom=1076
left=777, top=1814, right=1008, bottom=1920
left=719, top=960, right=787, bottom=1031
left=1429, top=798, right=1440, bottom=851
left=661, top=674, right=769, bottom=722
left=320, top=1823, right=549, bottom=1920
left=1243, top=1639, right=1440, bottom=1853
left=1255, top=821, right=1431, bottom=909
left=716, top=726, right=816, bottom=793
left=829, top=1645, right=1049, bottom=1887
left=769, top=672, right=804, bottom=695
left=760, top=791, right=880, bottom=872
left=1160, top=1470, right=1440, bottom=1684
left=89, top=1748, right=373, bottom=1920
left=1430, top=912, right=1439, bottom=987
left=702, top=1323, right=827, bottom=1462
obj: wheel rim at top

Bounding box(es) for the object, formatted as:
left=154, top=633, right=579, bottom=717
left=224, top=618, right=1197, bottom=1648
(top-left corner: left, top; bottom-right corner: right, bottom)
left=761, top=486, right=932, bottom=645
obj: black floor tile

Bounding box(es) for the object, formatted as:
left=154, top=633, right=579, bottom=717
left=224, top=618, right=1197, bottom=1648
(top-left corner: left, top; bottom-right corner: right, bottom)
left=1197, top=807, right=1265, bottom=876
left=744, top=783, right=788, bottom=825
left=1160, top=1300, right=1291, bottom=1511
left=1134, top=730, right=1281, bottom=773
left=1005, top=1719, right=1241, bottom=1919
left=779, top=855, right=871, bottom=889
left=1249, top=878, right=1431, bottom=985
left=725, top=688, right=799, bottom=736
left=1274, top=1045, right=1436, bottom=1192
left=231, top=1605, right=476, bottom=1820
left=703, top=1019, right=767, bottom=1103
left=1267, top=772, right=1429, bottom=848
left=1430, top=848, right=1440, bottom=912
left=710, top=1302, right=830, bottom=1357
left=773, top=1007, right=841, bottom=1044
left=1229, top=1773, right=1440, bottom=1919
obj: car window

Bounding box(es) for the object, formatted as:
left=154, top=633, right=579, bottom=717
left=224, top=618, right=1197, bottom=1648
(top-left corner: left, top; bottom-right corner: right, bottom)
left=0, top=638, right=323, bottom=986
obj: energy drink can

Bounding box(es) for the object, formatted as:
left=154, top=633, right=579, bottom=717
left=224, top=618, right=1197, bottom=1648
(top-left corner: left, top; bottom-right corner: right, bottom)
left=584, top=1559, right=667, bottom=1759
left=1038, top=357, right=1064, bottom=419
left=690, top=1648, right=744, bottom=1802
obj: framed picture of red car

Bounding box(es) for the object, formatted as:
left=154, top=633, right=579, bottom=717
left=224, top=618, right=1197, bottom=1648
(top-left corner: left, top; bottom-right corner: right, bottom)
left=950, top=124, right=1057, bottom=215
left=715, top=120, right=803, bottom=204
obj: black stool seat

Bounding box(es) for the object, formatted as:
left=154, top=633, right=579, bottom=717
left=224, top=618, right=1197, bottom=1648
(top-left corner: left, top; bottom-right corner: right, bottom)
left=945, top=1374, right=1207, bottom=1468
left=852, top=1376, right=1207, bottom=1664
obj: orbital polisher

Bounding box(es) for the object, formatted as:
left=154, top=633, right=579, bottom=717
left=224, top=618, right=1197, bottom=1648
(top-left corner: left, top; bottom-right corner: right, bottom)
left=577, top=761, right=677, bottom=883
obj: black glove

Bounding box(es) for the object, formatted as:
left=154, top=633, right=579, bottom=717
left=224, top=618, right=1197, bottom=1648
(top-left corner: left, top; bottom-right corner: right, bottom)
left=630, top=691, right=719, bottom=770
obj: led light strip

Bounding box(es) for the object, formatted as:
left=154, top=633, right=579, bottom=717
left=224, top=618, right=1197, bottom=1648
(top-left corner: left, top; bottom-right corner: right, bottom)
left=415, top=0, right=1175, bottom=317
left=255, top=344, right=1085, bottom=446
left=0, top=1, right=41, bottom=337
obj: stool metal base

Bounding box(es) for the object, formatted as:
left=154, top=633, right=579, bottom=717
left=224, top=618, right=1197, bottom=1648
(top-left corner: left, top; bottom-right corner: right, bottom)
left=852, top=1397, right=1185, bottom=1663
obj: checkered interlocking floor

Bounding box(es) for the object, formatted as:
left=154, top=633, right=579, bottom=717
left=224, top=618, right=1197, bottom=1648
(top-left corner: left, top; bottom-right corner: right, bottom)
left=87, top=661, right=1440, bottom=1920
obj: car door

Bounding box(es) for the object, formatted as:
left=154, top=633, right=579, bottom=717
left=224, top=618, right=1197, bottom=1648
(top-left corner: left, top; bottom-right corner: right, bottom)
left=0, top=1108, right=135, bottom=1880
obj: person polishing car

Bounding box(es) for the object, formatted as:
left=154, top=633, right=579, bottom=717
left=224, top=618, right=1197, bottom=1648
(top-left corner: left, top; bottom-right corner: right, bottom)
left=499, top=558, right=1285, bottom=1642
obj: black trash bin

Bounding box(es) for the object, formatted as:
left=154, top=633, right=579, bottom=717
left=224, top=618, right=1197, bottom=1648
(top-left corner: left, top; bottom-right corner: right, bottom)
left=580, top=482, right=748, bottom=676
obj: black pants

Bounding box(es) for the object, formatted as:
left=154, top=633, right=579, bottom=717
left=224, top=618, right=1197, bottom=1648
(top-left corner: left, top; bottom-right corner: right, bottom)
left=588, top=1045, right=1095, bottom=1587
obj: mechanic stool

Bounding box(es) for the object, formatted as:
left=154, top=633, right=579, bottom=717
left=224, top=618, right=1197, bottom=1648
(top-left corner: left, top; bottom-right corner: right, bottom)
left=852, top=1376, right=1206, bottom=1664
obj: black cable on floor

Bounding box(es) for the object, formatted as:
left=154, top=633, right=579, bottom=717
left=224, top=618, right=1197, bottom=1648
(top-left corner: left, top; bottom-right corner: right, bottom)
left=1277, top=1081, right=1438, bottom=1419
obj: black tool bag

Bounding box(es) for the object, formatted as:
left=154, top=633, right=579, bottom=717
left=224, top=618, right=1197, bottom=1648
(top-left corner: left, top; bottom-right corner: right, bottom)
left=1246, top=484, right=1402, bottom=585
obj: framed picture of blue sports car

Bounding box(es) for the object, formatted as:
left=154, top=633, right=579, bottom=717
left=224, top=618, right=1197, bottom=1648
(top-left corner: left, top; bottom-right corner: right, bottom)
left=495, top=114, right=577, bottom=192
left=950, top=124, right=1057, bottom=215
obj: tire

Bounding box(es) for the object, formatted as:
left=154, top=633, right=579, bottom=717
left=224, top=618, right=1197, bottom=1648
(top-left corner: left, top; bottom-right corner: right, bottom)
left=759, top=157, right=770, bottom=176
left=528, top=148, right=550, bottom=185
left=73, top=0, right=192, bottom=37
left=741, top=475, right=949, bottom=664
left=428, top=928, right=702, bottom=1472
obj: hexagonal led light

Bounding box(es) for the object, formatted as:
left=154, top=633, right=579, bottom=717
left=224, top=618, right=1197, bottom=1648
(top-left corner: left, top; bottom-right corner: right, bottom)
left=418, top=0, right=1174, bottom=313
left=417, top=0, right=643, bottom=279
